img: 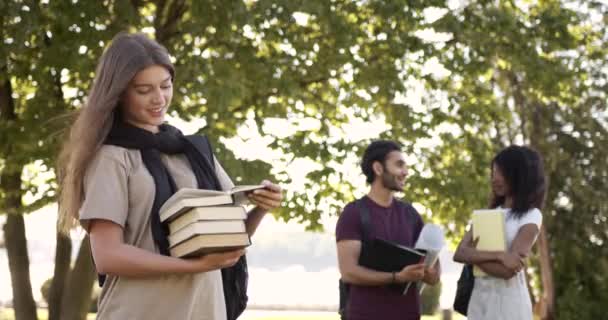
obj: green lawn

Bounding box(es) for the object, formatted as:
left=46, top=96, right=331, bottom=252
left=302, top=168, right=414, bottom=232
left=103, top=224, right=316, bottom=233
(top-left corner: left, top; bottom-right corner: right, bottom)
left=0, top=309, right=96, bottom=320
left=0, top=308, right=464, bottom=320
left=251, top=316, right=463, bottom=320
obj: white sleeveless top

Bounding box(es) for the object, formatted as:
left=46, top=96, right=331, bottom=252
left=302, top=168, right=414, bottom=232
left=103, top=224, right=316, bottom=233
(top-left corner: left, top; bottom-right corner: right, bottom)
left=467, top=207, right=543, bottom=320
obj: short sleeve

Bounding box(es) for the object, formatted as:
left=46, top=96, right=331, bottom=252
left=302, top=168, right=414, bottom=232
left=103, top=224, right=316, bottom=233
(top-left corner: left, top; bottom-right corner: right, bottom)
left=335, top=202, right=362, bottom=242
left=79, top=150, right=129, bottom=231
left=518, top=208, right=543, bottom=230
left=407, top=204, right=425, bottom=243
left=213, top=158, right=235, bottom=191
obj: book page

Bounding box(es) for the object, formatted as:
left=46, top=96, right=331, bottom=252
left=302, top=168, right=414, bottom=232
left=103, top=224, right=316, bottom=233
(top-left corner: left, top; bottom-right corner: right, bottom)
left=229, top=185, right=265, bottom=194
left=413, top=249, right=441, bottom=294
left=407, top=224, right=445, bottom=294
left=230, top=185, right=265, bottom=206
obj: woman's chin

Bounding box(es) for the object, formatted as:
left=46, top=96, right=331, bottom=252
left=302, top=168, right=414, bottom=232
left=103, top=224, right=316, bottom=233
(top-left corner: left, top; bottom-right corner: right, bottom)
left=493, top=190, right=506, bottom=197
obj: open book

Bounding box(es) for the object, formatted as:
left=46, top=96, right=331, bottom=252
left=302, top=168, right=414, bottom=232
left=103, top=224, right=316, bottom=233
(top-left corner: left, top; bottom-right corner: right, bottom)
left=358, top=238, right=426, bottom=294
left=472, top=209, right=507, bottom=277
left=404, top=223, right=445, bottom=294
left=160, top=185, right=265, bottom=222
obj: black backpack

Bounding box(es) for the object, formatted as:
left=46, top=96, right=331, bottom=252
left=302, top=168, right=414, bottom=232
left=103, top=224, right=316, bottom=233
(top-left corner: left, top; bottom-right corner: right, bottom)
left=338, top=198, right=371, bottom=320
left=187, top=135, right=249, bottom=320
left=452, top=264, right=474, bottom=316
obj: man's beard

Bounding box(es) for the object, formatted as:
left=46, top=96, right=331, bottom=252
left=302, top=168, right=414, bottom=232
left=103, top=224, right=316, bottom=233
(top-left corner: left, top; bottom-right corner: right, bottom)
left=381, top=171, right=402, bottom=192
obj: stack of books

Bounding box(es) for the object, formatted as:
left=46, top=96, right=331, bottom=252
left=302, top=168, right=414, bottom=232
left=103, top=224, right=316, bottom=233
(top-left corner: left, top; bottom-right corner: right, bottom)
left=159, top=185, right=265, bottom=258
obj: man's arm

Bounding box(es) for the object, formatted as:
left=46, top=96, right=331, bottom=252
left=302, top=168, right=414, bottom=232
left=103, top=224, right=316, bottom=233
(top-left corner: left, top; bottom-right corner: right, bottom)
left=337, top=240, right=425, bottom=285
left=337, top=240, right=394, bottom=285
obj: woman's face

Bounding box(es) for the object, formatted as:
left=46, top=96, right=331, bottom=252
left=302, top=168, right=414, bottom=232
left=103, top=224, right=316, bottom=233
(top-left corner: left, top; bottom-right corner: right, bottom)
left=122, top=65, right=173, bottom=133
left=491, top=163, right=510, bottom=197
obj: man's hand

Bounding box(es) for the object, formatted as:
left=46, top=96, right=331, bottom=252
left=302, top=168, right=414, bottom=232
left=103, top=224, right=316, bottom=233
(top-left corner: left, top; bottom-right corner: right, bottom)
left=395, top=263, right=425, bottom=283
left=422, top=263, right=441, bottom=285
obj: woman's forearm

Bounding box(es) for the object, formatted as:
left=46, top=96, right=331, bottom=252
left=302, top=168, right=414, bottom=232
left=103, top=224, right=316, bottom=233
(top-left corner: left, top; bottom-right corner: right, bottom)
left=454, top=246, right=503, bottom=265
left=476, top=261, right=517, bottom=279
left=93, top=243, right=208, bottom=277
left=245, top=206, right=268, bottom=236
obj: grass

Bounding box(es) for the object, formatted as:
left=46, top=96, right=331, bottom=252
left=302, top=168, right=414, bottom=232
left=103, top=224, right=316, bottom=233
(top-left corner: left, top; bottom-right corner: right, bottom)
left=0, top=308, right=464, bottom=320
left=249, top=315, right=464, bottom=320
left=0, top=309, right=96, bottom=320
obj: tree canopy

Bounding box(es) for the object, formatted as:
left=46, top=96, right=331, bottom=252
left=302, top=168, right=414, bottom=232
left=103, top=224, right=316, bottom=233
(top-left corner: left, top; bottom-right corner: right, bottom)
left=1, top=1, right=606, bottom=319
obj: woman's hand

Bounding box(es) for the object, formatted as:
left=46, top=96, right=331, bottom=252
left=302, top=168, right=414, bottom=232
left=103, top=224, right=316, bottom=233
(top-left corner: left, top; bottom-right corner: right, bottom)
left=248, top=180, right=282, bottom=212
left=466, top=235, right=480, bottom=248
left=189, top=249, right=246, bottom=272
left=500, top=252, right=525, bottom=273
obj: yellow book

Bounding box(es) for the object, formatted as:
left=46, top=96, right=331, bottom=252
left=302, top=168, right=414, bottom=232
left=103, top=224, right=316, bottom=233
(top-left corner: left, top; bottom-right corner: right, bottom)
left=472, top=209, right=507, bottom=277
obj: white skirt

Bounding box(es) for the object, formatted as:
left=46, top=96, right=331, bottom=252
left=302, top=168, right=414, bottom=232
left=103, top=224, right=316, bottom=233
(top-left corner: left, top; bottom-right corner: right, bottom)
left=467, top=271, right=533, bottom=320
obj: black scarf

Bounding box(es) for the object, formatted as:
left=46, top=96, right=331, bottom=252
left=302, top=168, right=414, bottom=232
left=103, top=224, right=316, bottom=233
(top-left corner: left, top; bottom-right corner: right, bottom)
left=101, top=119, right=250, bottom=320
left=104, top=119, right=222, bottom=255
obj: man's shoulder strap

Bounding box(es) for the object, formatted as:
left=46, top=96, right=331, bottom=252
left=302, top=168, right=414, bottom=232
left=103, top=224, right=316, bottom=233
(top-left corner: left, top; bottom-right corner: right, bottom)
left=355, top=197, right=372, bottom=243
left=184, top=135, right=216, bottom=170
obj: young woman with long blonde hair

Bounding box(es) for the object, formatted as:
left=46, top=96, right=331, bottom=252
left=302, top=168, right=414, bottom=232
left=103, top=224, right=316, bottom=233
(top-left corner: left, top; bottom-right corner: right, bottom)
left=57, top=32, right=282, bottom=320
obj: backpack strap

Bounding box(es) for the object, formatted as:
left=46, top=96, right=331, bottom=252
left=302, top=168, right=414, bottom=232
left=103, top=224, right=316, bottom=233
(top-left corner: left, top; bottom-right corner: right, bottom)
left=338, top=197, right=373, bottom=319
left=356, top=198, right=372, bottom=244
left=184, top=134, right=224, bottom=191
left=184, top=134, right=216, bottom=170
left=186, top=134, right=249, bottom=320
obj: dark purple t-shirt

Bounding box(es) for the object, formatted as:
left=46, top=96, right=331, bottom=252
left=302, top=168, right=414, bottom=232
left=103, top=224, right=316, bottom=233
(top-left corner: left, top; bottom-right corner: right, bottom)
left=336, top=196, right=424, bottom=320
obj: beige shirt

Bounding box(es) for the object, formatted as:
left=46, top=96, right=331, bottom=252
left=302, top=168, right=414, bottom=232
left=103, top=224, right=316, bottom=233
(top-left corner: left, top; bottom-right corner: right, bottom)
left=79, top=145, right=235, bottom=320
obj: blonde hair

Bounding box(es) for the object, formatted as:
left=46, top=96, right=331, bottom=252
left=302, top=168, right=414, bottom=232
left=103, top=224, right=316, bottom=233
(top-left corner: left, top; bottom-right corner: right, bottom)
left=57, top=32, right=174, bottom=233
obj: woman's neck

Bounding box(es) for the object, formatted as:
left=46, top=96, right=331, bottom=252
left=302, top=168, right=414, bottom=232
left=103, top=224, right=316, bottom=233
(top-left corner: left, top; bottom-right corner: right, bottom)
left=124, top=118, right=160, bottom=133
left=503, top=196, right=514, bottom=208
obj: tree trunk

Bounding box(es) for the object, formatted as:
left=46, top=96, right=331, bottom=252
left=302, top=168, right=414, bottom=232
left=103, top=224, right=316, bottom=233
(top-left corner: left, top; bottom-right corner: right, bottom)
left=60, top=236, right=96, bottom=320
left=529, top=105, right=555, bottom=320
left=1, top=76, right=38, bottom=320
left=48, top=232, right=72, bottom=320
left=525, top=267, right=536, bottom=306
left=3, top=214, right=38, bottom=320
left=537, top=226, right=555, bottom=320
